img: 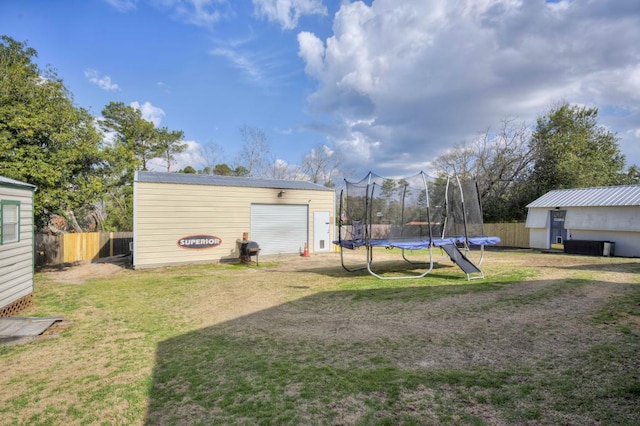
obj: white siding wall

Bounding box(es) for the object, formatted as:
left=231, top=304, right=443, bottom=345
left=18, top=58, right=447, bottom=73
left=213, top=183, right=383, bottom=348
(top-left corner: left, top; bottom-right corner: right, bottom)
left=525, top=208, right=549, bottom=229
left=526, top=208, right=550, bottom=249
left=529, top=228, right=549, bottom=250
left=133, top=181, right=334, bottom=268
left=565, top=206, right=640, bottom=232
left=0, top=185, right=34, bottom=310
left=564, top=206, right=640, bottom=256
left=527, top=206, right=640, bottom=256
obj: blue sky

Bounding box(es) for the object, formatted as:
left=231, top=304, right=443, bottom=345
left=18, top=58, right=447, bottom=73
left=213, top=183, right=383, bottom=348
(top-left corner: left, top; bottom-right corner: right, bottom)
left=2, top=0, right=640, bottom=178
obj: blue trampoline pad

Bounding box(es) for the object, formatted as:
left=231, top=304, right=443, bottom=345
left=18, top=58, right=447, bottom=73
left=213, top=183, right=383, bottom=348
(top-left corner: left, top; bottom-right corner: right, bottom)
left=335, top=236, right=500, bottom=250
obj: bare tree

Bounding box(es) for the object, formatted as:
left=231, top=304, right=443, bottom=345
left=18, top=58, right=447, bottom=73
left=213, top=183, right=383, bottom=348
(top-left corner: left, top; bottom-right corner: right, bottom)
left=435, top=118, right=533, bottom=193
left=474, top=118, right=534, bottom=200
left=269, top=157, right=295, bottom=180
left=299, top=144, right=344, bottom=187
left=198, top=141, right=224, bottom=175
left=433, top=142, right=477, bottom=179
left=235, top=125, right=271, bottom=178
left=433, top=118, right=534, bottom=221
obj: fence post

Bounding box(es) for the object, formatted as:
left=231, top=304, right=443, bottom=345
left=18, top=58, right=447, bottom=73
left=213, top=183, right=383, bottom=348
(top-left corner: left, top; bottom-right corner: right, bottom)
left=110, top=231, right=114, bottom=257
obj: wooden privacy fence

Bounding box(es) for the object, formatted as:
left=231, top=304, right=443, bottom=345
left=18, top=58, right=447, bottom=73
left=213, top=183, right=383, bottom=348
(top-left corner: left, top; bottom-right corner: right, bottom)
left=36, top=232, right=133, bottom=266
left=484, top=222, right=529, bottom=248
left=336, top=223, right=529, bottom=249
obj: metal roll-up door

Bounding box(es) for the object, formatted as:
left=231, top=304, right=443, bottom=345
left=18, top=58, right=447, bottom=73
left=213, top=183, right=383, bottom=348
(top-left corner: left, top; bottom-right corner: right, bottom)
left=251, top=204, right=308, bottom=255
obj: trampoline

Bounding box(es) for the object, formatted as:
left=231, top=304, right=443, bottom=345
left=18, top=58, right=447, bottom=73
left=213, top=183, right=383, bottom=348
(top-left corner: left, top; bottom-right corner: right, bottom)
left=334, top=171, right=501, bottom=280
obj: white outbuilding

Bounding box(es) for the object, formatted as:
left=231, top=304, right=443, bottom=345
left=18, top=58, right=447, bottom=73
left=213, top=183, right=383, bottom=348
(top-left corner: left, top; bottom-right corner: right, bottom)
left=0, top=176, right=37, bottom=316
left=526, top=184, right=640, bottom=257
left=133, top=171, right=335, bottom=269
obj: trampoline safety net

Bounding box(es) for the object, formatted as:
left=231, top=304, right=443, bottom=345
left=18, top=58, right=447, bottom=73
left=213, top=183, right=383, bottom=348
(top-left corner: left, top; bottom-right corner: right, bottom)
left=335, top=171, right=500, bottom=280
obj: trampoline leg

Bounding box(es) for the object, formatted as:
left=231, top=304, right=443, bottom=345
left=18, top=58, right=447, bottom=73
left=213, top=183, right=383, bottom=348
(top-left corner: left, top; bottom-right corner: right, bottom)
left=462, top=244, right=486, bottom=267
left=339, top=244, right=368, bottom=272
left=477, top=245, right=486, bottom=266
left=366, top=246, right=435, bottom=280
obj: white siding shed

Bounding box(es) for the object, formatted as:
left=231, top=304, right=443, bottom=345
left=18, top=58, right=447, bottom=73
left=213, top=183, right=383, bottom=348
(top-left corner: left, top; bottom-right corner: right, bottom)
left=0, top=176, right=37, bottom=316
left=133, top=171, right=335, bottom=269
left=526, top=185, right=640, bottom=257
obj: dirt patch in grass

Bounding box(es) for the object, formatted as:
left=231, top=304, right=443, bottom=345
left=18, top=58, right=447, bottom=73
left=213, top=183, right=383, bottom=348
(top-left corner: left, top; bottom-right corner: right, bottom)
left=226, top=277, right=630, bottom=369
left=40, top=260, right=127, bottom=284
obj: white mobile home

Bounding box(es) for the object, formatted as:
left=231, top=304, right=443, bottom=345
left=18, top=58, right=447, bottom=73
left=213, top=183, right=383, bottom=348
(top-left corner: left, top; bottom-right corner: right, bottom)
left=0, top=176, right=37, bottom=316
left=133, top=171, right=335, bottom=269
left=526, top=185, right=640, bottom=257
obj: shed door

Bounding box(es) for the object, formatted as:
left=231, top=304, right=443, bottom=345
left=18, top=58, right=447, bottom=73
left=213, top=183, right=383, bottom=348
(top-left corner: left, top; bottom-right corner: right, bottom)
left=550, top=210, right=567, bottom=245
left=251, top=204, right=308, bottom=255
left=313, top=211, right=331, bottom=252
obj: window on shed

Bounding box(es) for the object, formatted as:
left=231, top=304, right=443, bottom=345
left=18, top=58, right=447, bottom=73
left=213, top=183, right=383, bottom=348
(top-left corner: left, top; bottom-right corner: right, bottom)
left=1, top=200, right=20, bottom=244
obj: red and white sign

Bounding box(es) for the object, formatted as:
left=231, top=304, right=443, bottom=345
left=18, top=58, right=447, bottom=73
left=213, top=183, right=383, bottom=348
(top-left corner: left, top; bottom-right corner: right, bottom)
left=177, top=235, right=222, bottom=249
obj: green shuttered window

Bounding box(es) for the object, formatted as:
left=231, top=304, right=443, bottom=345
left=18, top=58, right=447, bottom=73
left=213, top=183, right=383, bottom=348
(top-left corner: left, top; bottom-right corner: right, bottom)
left=1, top=200, right=20, bottom=244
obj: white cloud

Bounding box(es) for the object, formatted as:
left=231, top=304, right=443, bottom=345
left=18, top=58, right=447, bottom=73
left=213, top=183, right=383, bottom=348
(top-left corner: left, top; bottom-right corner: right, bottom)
left=167, top=0, right=226, bottom=27
left=273, top=158, right=290, bottom=167
left=156, top=81, right=171, bottom=93
left=104, top=0, right=137, bottom=12
left=253, top=0, right=327, bottom=30
left=209, top=41, right=296, bottom=90
left=173, top=140, right=203, bottom=169
left=84, top=69, right=120, bottom=91
left=105, top=0, right=228, bottom=27
left=297, top=32, right=325, bottom=77
left=274, top=127, right=294, bottom=135
left=130, top=101, right=165, bottom=126
left=298, top=0, right=640, bottom=174
left=210, top=47, right=264, bottom=83
left=147, top=140, right=202, bottom=172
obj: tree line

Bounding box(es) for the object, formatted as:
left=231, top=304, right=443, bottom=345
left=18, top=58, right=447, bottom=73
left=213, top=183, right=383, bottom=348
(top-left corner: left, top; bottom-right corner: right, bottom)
left=1, top=35, right=638, bottom=232
left=179, top=125, right=344, bottom=189
left=432, top=110, right=639, bottom=222
left=0, top=36, right=343, bottom=232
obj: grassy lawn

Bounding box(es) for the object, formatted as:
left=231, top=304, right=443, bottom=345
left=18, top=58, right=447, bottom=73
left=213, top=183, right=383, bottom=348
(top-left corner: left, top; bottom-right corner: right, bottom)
left=1, top=250, right=639, bottom=425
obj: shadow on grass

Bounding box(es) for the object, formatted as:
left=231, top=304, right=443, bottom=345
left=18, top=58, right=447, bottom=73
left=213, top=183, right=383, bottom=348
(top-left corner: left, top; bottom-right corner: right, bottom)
left=291, top=246, right=467, bottom=279
left=144, top=277, right=640, bottom=425
left=554, top=261, right=640, bottom=274
left=295, top=258, right=458, bottom=279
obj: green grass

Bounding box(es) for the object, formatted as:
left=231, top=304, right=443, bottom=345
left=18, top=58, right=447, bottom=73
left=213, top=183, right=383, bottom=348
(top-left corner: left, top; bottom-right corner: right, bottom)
left=594, top=292, right=640, bottom=323
left=148, top=330, right=515, bottom=424
left=146, top=323, right=640, bottom=425
left=1, top=252, right=639, bottom=425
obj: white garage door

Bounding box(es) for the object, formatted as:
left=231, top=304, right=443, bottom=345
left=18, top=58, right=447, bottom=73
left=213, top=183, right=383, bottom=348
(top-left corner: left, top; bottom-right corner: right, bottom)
left=251, top=204, right=308, bottom=255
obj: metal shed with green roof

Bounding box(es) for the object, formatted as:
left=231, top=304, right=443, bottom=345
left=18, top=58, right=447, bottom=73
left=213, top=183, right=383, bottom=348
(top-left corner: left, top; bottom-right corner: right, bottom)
left=133, top=171, right=335, bottom=269
left=525, top=185, right=640, bottom=257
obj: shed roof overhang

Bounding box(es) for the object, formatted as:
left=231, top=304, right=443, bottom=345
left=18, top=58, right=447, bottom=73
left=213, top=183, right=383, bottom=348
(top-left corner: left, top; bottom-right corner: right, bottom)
left=0, top=176, right=37, bottom=191
left=135, top=171, right=334, bottom=192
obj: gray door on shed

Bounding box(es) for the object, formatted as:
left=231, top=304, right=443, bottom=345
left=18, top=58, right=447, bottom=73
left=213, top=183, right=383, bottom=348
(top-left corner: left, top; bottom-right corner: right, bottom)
left=549, top=210, right=567, bottom=245
left=250, top=204, right=308, bottom=255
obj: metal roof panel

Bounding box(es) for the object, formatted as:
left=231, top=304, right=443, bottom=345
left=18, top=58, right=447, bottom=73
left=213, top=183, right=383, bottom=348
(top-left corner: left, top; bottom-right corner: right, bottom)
left=0, top=175, right=37, bottom=190
left=135, top=171, right=333, bottom=191
left=526, top=185, right=640, bottom=208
